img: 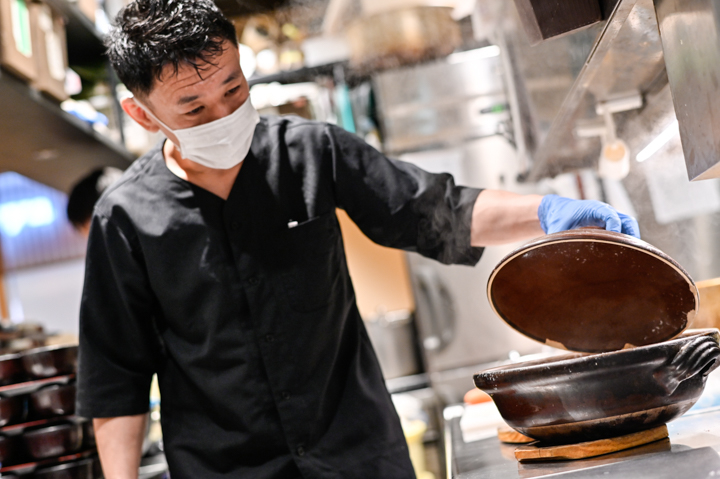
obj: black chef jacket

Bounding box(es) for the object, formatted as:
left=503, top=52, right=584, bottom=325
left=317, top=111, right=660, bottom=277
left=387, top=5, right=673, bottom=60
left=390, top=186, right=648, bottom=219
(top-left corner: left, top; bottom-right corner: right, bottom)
left=77, top=115, right=484, bottom=479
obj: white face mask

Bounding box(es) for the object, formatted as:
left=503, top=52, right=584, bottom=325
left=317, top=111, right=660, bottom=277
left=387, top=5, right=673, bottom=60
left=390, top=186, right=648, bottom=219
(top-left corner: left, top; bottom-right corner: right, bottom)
left=136, top=98, right=260, bottom=170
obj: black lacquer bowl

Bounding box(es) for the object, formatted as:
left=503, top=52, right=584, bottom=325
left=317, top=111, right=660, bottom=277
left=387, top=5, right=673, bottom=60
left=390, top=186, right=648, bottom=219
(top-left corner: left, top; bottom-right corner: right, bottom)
left=474, top=329, right=720, bottom=443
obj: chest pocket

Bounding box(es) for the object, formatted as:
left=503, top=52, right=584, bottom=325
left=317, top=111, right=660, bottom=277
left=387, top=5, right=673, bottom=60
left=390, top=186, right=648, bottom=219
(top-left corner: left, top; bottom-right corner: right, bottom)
left=278, top=212, right=342, bottom=313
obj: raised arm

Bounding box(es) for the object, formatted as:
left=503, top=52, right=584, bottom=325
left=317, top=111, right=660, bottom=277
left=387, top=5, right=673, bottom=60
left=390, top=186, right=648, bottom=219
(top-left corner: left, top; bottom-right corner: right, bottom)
left=470, top=190, right=544, bottom=246
left=471, top=191, right=640, bottom=246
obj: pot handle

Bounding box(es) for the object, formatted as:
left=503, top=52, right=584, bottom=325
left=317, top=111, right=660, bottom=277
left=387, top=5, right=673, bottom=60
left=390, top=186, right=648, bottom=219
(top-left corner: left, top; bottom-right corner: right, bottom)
left=655, top=335, right=720, bottom=394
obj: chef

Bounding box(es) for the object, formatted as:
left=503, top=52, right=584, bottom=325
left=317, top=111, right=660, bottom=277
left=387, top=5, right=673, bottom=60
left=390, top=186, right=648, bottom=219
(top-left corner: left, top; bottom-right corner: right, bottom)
left=77, top=1, right=640, bottom=478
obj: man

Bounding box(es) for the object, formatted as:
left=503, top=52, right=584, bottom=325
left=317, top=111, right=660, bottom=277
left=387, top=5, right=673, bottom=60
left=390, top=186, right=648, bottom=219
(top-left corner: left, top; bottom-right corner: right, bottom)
left=67, top=167, right=123, bottom=237
left=77, top=1, right=639, bottom=478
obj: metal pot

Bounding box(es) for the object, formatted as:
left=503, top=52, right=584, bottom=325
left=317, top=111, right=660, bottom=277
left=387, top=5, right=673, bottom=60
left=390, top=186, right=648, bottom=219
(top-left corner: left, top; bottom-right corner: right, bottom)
left=364, top=310, right=420, bottom=379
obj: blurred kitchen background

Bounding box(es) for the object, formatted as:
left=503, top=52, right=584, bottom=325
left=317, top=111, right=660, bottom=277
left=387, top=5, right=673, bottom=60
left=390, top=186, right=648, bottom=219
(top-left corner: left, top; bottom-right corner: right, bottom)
left=5, top=0, right=720, bottom=476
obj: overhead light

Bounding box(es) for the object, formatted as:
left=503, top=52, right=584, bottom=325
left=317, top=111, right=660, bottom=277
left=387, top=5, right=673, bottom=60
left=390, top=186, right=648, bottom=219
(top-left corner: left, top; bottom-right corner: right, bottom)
left=636, top=120, right=679, bottom=163
left=447, top=45, right=500, bottom=64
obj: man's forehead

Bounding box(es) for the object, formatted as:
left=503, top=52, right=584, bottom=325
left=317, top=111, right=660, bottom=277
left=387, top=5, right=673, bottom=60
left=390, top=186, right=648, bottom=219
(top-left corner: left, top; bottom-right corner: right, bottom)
left=150, top=44, right=240, bottom=101
left=158, top=61, right=222, bottom=91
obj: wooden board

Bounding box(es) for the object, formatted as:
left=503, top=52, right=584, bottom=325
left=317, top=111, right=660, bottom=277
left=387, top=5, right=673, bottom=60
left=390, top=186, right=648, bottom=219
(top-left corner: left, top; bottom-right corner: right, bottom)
left=498, top=426, right=535, bottom=444
left=514, top=424, right=668, bottom=462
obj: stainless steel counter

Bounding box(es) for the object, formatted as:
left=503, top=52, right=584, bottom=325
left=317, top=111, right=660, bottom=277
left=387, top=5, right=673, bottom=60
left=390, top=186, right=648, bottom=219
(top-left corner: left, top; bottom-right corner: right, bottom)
left=446, top=406, right=720, bottom=478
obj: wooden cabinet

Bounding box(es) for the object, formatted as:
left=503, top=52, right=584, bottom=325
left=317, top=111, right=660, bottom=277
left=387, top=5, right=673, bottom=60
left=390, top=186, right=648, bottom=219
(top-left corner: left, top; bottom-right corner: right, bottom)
left=336, top=209, right=414, bottom=319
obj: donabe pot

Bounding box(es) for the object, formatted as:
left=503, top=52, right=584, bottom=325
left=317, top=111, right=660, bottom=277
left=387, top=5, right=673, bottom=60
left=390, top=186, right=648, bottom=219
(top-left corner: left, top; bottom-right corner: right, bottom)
left=22, top=345, right=77, bottom=379
left=23, top=422, right=83, bottom=459
left=0, top=353, right=25, bottom=385
left=81, top=419, right=95, bottom=449
left=0, top=393, right=27, bottom=427
left=0, top=433, right=21, bottom=465
left=474, top=330, right=720, bottom=443
left=30, top=383, right=76, bottom=418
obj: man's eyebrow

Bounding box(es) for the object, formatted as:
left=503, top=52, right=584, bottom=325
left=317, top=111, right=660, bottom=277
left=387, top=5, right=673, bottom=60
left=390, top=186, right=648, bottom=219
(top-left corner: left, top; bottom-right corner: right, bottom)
left=222, top=71, right=240, bottom=85
left=177, top=94, right=200, bottom=105
left=175, top=71, right=240, bottom=105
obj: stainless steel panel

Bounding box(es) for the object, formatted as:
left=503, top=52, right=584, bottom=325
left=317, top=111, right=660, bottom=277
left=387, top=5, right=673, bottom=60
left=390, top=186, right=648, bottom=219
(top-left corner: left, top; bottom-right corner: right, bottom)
left=655, top=0, right=720, bottom=181
left=374, top=48, right=509, bottom=154
left=374, top=50, right=505, bottom=110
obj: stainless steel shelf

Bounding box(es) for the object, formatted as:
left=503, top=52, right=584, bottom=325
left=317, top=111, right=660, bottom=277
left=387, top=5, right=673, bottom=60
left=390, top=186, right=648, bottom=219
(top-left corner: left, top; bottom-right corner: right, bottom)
left=0, top=70, right=134, bottom=193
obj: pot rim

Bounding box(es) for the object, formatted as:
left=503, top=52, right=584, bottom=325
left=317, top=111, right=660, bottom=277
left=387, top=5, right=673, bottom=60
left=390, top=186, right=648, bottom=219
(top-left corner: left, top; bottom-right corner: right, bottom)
left=34, top=457, right=94, bottom=473
left=474, top=329, right=719, bottom=386
left=24, top=422, right=80, bottom=437
left=21, top=344, right=78, bottom=357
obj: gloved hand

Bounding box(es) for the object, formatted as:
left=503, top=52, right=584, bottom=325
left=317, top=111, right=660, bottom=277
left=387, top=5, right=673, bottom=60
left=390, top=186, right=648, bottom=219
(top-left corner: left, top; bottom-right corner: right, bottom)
left=538, top=194, right=640, bottom=238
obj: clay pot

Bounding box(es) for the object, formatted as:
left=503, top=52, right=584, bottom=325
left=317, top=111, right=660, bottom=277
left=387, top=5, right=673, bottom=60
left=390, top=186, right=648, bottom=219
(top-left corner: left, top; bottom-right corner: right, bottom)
left=474, top=330, right=720, bottom=443
left=0, top=353, right=25, bottom=385
left=30, top=383, right=76, bottom=418
left=22, top=345, right=77, bottom=379
left=81, top=419, right=95, bottom=449
left=0, top=393, right=27, bottom=427
left=0, top=433, right=21, bottom=465
left=23, top=422, right=83, bottom=459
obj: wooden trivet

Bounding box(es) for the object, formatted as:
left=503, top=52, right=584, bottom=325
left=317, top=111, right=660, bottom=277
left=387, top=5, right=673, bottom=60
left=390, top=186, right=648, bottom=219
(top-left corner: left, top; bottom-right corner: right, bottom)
left=514, top=424, right=668, bottom=462
left=497, top=426, right=535, bottom=444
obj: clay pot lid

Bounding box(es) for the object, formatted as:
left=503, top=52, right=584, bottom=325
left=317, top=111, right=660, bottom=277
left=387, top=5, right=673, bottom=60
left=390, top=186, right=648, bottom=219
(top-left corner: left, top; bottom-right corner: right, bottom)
left=487, top=227, right=699, bottom=353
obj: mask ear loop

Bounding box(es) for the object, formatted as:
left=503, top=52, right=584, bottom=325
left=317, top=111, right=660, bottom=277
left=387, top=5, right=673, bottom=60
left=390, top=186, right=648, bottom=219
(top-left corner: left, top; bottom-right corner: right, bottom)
left=131, top=96, right=183, bottom=156
left=131, top=97, right=173, bottom=132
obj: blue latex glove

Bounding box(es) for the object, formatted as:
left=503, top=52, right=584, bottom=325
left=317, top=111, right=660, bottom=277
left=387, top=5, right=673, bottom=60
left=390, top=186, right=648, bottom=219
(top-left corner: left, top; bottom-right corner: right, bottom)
left=538, top=195, right=640, bottom=238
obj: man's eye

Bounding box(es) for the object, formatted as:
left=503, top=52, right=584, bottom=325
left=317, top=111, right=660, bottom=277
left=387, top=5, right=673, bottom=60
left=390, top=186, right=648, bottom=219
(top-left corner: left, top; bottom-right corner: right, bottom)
left=187, top=106, right=204, bottom=115
left=226, top=86, right=240, bottom=96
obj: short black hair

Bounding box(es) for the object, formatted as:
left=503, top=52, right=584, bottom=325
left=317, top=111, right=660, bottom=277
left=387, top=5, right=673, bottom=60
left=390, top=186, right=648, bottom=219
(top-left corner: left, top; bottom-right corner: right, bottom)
left=106, top=0, right=238, bottom=96
left=67, top=168, right=122, bottom=228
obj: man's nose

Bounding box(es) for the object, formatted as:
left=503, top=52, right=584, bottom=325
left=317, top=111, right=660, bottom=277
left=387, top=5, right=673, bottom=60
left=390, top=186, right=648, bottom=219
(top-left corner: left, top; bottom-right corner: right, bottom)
left=206, top=101, right=240, bottom=122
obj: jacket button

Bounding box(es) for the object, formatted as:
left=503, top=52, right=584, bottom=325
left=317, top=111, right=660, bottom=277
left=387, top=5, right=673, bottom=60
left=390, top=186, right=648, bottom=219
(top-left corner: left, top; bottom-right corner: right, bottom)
left=296, top=445, right=305, bottom=457
left=281, top=391, right=291, bottom=400
left=248, top=277, right=259, bottom=286
left=265, top=334, right=274, bottom=343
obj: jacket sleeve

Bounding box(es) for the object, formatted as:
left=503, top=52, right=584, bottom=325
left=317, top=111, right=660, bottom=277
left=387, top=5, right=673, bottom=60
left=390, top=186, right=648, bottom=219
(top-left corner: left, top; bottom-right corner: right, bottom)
left=76, top=212, right=160, bottom=418
left=325, top=124, right=484, bottom=266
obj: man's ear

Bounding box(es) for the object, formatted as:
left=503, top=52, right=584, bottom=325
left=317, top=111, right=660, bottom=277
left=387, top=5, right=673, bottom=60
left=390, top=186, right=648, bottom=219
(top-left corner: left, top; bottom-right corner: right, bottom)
left=121, top=97, right=161, bottom=133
